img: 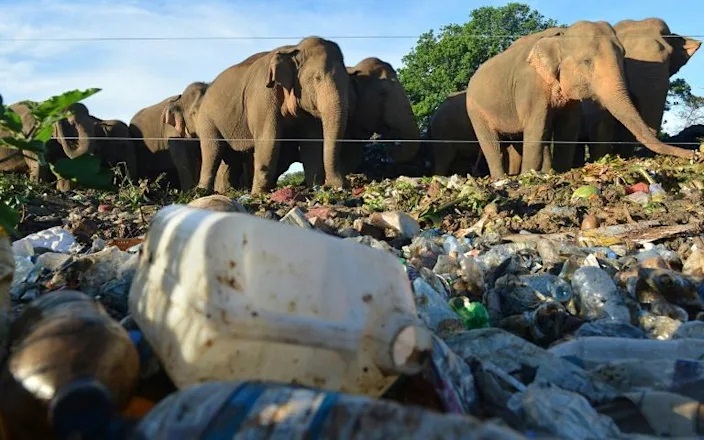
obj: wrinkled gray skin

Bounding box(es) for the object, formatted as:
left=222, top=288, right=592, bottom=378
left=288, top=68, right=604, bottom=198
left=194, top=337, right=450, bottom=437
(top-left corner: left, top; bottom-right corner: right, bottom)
left=227, top=57, right=421, bottom=189
left=129, top=82, right=208, bottom=190
left=570, top=18, right=702, bottom=169
left=0, top=102, right=77, bottom=188
left=194, top=36, right=351, bottom=195
left=466, top=21, right=696, bottom=180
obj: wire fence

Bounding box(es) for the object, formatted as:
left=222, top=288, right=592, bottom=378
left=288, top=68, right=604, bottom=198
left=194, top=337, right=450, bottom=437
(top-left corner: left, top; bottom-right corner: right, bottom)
left=2, top=33, right=704, bottom=42
left=49, top=137, right=704, bottom=145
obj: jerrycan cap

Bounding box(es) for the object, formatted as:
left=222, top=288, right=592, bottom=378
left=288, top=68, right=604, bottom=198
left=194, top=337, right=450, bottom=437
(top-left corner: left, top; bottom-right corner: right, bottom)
left=48, top=377, right=115, bottom=440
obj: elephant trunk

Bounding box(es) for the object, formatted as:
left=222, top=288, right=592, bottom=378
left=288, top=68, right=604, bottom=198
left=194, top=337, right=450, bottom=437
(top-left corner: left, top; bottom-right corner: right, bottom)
left=54, top=118, right=94, bottom=159
left=386, top=86, right=421, bottom=163
left=595, top=61, right=695, bottom=159
left=319, top=78, right=350, bottom=187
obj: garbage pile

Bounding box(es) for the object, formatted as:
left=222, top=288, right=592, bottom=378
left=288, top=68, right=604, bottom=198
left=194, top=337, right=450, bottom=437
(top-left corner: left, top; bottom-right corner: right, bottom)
left=3, top=155, right=704, bottom=439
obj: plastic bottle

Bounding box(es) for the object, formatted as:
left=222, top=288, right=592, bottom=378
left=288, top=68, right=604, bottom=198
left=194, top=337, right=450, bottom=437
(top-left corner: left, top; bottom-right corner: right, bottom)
left=130, top=380, right=526, bottom=440
left=448, top=296, right=489, bottom=330
left=0, top=290, right=140, bottom=440
left=128, top=205, right=433, bottom=397
left=571, top=266, right=631, bottom=323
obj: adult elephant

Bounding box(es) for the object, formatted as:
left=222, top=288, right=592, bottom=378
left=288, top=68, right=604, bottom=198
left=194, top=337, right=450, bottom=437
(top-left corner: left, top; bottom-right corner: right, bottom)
left=194, top=36, right=351, bottom=195
left=129, top=82, right=208, bottom=190
left=231, top=56, right=421, bottom=188
left=576, top=18, right=701, bottom=165
left=0, top=102, right=87, bottom=185
left=466, top=20, right=698, bottom=180
left=51, top=103, right=139, bottom=184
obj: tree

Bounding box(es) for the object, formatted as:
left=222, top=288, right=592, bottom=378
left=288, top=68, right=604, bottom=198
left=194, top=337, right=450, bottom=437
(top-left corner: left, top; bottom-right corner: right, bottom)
left=663, top=78, right=704, bottom=134
left=398, top=3, right=559, bottom=131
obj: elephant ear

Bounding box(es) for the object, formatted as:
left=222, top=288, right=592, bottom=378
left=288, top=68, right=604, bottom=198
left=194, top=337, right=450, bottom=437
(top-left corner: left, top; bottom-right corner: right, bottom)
left=160, top=104, right=186, bottom=137
left=266, top=49, right=300, bottom=117
left=527, top=36, right=562, bottom=89
left=669, top=36, right=702, bottom=76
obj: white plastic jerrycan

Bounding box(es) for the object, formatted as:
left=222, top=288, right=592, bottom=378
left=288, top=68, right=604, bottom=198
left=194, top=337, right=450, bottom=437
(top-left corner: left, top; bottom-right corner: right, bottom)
left=128, top=204, right=433, bottom=397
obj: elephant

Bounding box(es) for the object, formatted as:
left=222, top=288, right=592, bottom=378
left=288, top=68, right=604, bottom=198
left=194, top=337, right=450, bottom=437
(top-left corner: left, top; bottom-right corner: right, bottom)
left=50, top=103, right=139, bottom=185
left=225, top=56, right=422, bottom=189
left=465, top=20, right=698, bottom=180
left=194, top=36, right=351, bottom=195
left=572, top=18, right=701, bottom=167
left=429, top=91, right=552, bottom=177
left=428, top=91, right=486, bottom=177
left=129, top=82, right=208, bottom=190
left=0, top=102, right=85, bottom=186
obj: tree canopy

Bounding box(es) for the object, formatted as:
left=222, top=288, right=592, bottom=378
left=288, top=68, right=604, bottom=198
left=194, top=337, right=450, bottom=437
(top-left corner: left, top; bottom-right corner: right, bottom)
left=664, top=78, right=704, bottom=134
left=397, top=3, right=559, bottom=131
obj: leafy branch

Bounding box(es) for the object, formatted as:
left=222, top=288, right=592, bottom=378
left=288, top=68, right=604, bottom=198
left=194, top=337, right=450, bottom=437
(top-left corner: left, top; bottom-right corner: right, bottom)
left=0, top=88, right=114, bottom=236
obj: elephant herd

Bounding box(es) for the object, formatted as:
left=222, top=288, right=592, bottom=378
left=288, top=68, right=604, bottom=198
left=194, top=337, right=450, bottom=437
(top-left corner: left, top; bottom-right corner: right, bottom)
left=0, top=18, right=701, bottom=196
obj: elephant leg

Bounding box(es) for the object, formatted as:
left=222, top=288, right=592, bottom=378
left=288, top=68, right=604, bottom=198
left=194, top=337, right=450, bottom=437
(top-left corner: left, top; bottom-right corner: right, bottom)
left=588, top=116, right=615, bottom=161
left=506, top=144, right=522, bottom=175
left=196, top=122, right=225, bottom=192
left=541, top=144, right=553, bottom=173
left=521, top=110, right=551, bottom=174
left=573, top=144, right=586, bottom=167
left=251, top=124, right=281, bottom=195
left=468, top=111, right=505, bottom=179
left=551, top=103, right=582, bottom=173
left=299, top=142, right=324, bottom=186
left=167, top=139, right=198, bottom=190
left=433, top=141, right=456, bottom=176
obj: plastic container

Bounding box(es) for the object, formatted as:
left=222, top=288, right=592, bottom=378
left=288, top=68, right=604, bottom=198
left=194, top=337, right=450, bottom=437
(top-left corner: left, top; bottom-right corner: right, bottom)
left=130, top=380, right=525, bottom=440
left=128, top=205, right=433, bottom=397
left=0, top=290, right=140, bottom=440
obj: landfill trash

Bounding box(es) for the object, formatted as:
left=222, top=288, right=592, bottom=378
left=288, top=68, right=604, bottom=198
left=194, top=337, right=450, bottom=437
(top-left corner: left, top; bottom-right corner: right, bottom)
left=131, top=380, right=526, bottom=440
left=129, top=204, right=433, bottom=396
left=672, top=319, right=704, bottom=339
left=368, top=211, right=421, bottom=239
left=571, top=266, right=630, bottom=323
left=0, top=290, right=139, bottom=440
left=187, top=194, right=248, bottom=213
left=0, top=228, right=12, bottom=366
left=449, top=296, right=490, bottom=330
left=11, top=226, right=78, bottom=257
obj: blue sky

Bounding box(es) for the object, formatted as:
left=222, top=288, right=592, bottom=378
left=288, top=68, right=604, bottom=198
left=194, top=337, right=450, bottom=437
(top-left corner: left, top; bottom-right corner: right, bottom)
left=1, top=0, right=702, bottom=173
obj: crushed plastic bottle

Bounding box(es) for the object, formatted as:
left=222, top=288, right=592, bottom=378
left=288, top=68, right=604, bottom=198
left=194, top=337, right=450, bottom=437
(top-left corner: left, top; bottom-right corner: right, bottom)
left=571, top=266, right=630, bottom=323
left=0, top=290, right=140, bottom=440
left=131, top=380, right=525, bottom=440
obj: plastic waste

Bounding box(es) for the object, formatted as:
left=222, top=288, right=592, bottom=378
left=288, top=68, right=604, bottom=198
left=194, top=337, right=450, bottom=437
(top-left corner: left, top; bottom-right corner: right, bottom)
left=672, top=320, right=704, bottom=339
left=443, top=328, right=619, bottom=404
left=129, top=205, right=433, bottom=397
left=368, top=211, right=421, bottom=239
left=449, top=296, right=489, bottom=330
left=571, top=266, right=631, bottom=323
left=507, top=383, right=622, bottom=439
left=574, top=318, right=647, bottom=339
left=422, top=334, right=478, bottom=414
left=130, top=380, right=526, bottom=440
left=11, top=226, right=78, bottom=257
left=0, top=229, right=12, bottom=366
left=548, top=337, right=704, bottom=370
left=187, top=194, right=247, bottom=213
left=0, top=290, right=140, bottom=440
left=596, top=391, right=704, bottom=437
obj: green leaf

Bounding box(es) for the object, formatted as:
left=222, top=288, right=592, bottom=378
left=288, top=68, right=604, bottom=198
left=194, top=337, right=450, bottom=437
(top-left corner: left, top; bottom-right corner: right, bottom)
left=572, top=185, right=600, bottom=200
left=49, top=155, right=115, bottom=190
left=30, top=88, right=101, bottom=120
left=0, top=108, right=24, bottom=133
left=33, top=123, right=55, bottom=143
left=0, top=201, right=19, bottom=237
left=0, top=137, right=46, bottom=154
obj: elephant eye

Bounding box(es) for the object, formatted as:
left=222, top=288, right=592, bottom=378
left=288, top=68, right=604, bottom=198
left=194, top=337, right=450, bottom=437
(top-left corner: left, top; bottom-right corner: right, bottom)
left=314, top=74, right=322, bottom=82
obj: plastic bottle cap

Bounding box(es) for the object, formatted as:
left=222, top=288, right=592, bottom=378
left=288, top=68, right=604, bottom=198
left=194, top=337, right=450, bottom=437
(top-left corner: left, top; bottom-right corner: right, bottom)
left=48, top=378, right=115, bottom=440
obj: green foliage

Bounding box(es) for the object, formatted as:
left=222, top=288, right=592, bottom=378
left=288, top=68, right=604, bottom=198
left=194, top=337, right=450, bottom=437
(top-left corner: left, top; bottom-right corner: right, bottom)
left=277, top=170, right=305, bottom=188
left=0, top=88, right=104, bottom=235
left=397, top=2, right=558, bottom=131
left=663, top=78, right=704, bottom=134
